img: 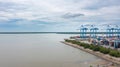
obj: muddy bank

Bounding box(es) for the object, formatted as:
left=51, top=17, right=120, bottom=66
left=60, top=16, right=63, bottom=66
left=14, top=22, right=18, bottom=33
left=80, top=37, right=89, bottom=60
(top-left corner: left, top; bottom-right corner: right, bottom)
left=61, top=41, right=120, bottom=67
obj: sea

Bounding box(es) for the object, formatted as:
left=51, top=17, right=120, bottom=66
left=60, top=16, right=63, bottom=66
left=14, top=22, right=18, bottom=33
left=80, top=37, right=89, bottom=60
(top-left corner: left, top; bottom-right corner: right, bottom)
left=0, top=33, right=104, bottom=67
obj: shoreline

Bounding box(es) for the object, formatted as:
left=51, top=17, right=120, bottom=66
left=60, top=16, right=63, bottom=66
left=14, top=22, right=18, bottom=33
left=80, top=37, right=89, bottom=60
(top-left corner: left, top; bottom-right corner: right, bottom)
left=61, top=41, right=120, bottom=66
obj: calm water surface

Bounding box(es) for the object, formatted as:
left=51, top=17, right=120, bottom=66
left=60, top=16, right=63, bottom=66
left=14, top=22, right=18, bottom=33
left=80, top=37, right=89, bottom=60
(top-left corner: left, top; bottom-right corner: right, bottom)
left=0, top=34, right=103, bottom=67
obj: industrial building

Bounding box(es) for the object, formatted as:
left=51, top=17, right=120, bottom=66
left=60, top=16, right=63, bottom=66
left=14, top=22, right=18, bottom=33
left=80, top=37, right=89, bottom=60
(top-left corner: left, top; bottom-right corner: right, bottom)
left=78, top=24, right=120, bottom=49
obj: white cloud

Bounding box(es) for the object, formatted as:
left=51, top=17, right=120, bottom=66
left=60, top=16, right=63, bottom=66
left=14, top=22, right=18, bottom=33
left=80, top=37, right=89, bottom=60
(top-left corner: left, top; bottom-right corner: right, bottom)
left=0, top=0, right=120, bottom=31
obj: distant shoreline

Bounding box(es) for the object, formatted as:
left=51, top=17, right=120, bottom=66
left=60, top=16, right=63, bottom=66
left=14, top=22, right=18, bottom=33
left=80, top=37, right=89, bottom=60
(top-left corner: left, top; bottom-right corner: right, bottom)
left=0, top=32, right=120, bottom=34
left=0, top=32, right=57, bottom=34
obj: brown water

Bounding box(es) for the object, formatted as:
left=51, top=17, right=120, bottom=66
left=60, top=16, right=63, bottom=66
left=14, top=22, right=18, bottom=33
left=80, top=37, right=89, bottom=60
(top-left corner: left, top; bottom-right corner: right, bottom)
left=0, top=34, right=104, bottom=67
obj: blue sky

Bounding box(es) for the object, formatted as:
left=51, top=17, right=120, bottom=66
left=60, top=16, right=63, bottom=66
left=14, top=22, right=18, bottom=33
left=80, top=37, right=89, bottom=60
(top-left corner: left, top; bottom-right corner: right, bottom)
left=0, top=0, right=120, bottom=32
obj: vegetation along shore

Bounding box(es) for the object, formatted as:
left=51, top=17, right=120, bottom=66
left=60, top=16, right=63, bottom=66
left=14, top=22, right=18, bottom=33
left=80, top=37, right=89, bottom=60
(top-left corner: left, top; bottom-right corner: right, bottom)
left=62, top=39, right=120, bottom=67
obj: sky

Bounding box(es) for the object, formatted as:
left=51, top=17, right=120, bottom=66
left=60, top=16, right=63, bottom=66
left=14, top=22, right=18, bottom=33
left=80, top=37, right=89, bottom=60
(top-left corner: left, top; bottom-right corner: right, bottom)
left=0, top=0, right=120, bottom=32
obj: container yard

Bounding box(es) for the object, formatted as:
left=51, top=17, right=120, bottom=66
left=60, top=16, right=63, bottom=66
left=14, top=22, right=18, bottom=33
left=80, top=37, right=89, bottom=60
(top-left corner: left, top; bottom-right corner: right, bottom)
left=73, top=24, right=120, bottom=49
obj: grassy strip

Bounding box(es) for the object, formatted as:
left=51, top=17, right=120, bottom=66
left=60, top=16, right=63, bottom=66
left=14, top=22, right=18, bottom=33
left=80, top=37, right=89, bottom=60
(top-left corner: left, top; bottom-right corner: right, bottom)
left=65, top=39, right=120, bottom=57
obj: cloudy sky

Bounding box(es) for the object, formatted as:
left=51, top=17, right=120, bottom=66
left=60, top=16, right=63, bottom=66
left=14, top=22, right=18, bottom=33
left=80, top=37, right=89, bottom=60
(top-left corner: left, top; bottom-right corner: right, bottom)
left=0, top=0, right=120, bottom=32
